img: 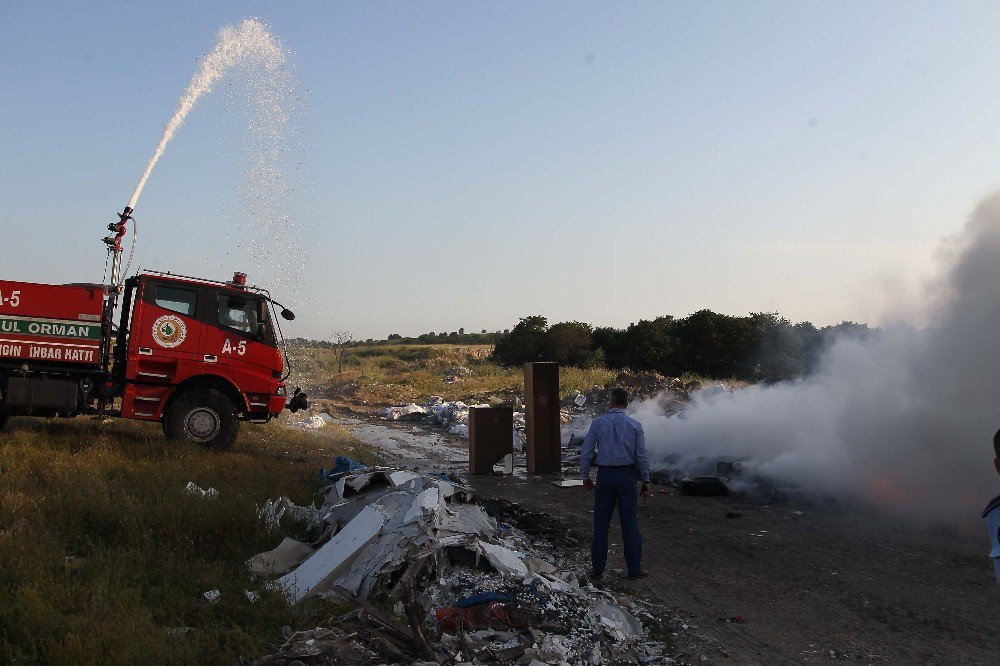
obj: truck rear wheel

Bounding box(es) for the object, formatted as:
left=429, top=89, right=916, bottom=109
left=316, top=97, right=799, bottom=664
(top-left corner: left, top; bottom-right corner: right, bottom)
left=164, top=388, right=240, bottom=449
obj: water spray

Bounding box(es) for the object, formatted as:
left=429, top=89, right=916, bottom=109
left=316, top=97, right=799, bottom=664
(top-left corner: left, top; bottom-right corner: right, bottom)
left=124, top=18, right=286, bottom=214
left=100, top=18, right=291, bottom=333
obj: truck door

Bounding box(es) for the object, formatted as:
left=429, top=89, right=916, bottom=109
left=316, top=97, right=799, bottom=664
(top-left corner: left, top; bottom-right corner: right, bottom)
left=123, top=280, right=205, bottom=418
left=201, top=288, right=279, bottom=412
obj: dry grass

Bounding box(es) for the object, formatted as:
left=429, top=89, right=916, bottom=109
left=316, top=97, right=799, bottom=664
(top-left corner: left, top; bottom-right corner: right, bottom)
left=0, top=416, right=375, bottom=665
left=288, top=344, right=618, bottom=410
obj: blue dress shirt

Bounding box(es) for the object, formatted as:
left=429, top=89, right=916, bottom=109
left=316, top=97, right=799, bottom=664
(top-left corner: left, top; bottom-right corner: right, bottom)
left=580, top=408, right=650, bottom=482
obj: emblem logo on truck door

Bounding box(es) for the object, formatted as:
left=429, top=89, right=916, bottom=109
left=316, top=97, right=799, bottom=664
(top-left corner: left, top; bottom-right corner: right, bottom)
left=152, top=315, right=187, bottom=348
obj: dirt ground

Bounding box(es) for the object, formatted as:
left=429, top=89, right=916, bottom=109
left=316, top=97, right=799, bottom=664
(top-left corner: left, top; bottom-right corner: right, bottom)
left=469, top=475, right=999, bottom=664
left=334, top=413, right=1000, bottom=665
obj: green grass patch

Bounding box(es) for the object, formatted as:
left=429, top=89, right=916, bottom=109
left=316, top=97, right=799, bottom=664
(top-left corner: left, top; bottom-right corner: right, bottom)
left=0, top=417, right=370, bottom=665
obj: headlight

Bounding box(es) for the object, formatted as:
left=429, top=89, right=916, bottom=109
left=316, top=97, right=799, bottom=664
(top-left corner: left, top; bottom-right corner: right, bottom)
left=276, top=386, right=287, bottom=397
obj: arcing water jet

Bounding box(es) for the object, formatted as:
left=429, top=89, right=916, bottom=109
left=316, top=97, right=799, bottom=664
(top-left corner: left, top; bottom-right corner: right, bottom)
left=127, top=18, right=287, bottom=212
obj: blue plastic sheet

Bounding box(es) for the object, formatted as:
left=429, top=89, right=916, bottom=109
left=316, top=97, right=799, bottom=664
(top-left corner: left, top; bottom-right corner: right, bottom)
left=456, top=592, right=518, bottom=608
left=320, top=455, right=366, bottom=480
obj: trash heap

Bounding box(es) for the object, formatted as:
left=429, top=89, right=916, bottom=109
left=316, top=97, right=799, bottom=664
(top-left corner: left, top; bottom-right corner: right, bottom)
left=383, top=397, right=528, bottom=449
left=251, top=467, right=664, bottom=665
left=443, top=366, right=474, bottom=383
left=288, top=412, right=337, bottom=430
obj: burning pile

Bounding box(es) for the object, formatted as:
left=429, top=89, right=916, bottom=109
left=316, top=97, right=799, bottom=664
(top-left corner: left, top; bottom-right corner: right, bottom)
left=250, top=466, right=666, bottom=664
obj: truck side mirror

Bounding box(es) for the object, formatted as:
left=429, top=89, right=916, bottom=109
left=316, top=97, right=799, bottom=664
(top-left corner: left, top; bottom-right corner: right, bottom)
left=281, top=309, right=295, bottom=321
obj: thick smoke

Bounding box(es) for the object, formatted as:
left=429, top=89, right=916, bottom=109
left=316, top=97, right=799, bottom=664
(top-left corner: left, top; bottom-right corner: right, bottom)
left=633, top=193, right=1000, bottom=522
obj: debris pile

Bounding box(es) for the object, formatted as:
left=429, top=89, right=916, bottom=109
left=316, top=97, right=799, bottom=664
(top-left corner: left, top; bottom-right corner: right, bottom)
left=250, top=465, right=665, bottom=664
left=443, top=366, right=474, bottom=383
left=382, top=397, right=523, bottom=445
left=572, top=372, right=695, bottom=415
left=183, top=482, right=219, bottom=499
left=289, top=412, right=336, bottom=430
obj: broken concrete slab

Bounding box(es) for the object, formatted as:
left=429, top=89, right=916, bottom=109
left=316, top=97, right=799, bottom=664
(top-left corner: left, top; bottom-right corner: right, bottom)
left=592, top=599, right=644, bottom=640
left=403, top=486, right=441, bottom=526
left=438, top=504, right=496, bottom=538
left=551, top=479, right=585, bottom=488
left=276, top=504, right=389, bottom=602
left=387, top=470, right=420, bottom=487
left=247, top=537, right=315, bottom=577
left=477, top=541, right=529, bottom=577
left=522, top=556, right=557, bottom=575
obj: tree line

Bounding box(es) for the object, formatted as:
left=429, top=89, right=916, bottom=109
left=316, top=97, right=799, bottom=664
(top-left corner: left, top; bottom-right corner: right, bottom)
left=490, top=311, right=875, bottom=382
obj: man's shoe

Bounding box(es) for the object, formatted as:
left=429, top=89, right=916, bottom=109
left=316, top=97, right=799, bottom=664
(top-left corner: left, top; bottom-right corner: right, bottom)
left=590, top=570, right=604, bottom=579
left=626, top=570, right=649, bottom=580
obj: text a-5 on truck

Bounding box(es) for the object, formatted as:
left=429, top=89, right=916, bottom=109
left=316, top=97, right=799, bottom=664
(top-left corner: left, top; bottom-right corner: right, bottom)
left=0, top=270, right=308, bottom=449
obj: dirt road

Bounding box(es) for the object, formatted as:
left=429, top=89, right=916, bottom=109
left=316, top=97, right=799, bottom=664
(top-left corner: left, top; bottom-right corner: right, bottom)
left=337, top=414, right=1000, bottom=664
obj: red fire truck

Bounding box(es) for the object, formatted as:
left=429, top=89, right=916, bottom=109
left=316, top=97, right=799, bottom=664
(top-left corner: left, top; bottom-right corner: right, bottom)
left=0, top=207, right=306, bottom=447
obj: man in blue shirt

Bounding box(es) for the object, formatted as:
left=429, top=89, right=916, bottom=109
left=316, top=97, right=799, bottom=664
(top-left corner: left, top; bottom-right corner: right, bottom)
left=983, top=430, right=1000, bottom=582
left=581, top=387, right=651, bottom=580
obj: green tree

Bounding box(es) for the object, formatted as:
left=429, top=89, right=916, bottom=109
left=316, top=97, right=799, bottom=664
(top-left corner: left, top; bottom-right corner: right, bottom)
left=747, top=313, right=804, bottom=382
left=491, top=316, right=548, bottom=366
left=544, top=321, right=601, bottom=367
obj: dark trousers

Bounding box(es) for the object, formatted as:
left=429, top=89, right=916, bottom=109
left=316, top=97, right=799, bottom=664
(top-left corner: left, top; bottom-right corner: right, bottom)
left=592, top=465, right=643, bottom=576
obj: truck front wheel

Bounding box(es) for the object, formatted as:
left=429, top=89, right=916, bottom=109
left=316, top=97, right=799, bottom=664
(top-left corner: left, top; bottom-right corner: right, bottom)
left=164, top=388, right=240, bottom=449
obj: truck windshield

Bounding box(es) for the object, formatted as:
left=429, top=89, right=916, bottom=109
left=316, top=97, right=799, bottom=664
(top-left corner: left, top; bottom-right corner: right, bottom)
left=218, top=294, right=258, bottom=334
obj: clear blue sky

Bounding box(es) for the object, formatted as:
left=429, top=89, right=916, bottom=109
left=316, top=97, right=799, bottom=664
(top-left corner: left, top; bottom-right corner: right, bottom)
left=3, top=1, right=1000, bottom=339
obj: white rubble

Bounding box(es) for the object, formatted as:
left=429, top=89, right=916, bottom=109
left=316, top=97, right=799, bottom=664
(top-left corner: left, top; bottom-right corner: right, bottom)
left=257, top=496, right=323, bottom=532
left=250, top=465, right=662, bottom=663
left=383, top=397, right=527, bottom=448
left=276, top=504, right=389, bottom=602
left=592, top=598, right=644, bottom=640
left=247, top=537, right=315, bottom=576
left=385, top=403, right=427, bottom=421
left=183, top=482, right=219, bottom=499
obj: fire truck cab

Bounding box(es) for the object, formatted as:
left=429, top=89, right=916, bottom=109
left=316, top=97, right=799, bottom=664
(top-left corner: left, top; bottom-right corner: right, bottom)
left=113, top=270, right=300, bottom=447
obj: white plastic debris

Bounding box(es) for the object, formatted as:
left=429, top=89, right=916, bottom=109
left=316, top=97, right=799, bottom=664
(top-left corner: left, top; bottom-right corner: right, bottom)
left=448, top=424, right=470, bottom=438
left=183, top=482, right=219, bottom=499
left=291, top=414, right=329, bottom=429
left=258, top=497, right=322, bottom=531
left=383, top=403, right=427, bottom=421
left=202, top=589, right=221, bottom=604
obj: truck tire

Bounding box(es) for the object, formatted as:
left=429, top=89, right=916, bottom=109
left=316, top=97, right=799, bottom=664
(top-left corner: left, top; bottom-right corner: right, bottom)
left=164, top=387, right=240, bottom=449
left=161, top=416, right=175, bottom=440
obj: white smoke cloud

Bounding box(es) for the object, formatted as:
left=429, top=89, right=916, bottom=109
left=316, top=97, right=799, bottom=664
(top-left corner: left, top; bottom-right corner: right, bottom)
left=633, top=193, right=1000, bottom=522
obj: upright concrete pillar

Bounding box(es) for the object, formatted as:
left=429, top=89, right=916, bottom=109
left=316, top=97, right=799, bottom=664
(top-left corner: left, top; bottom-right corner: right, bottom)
left=469, top=407, right=513, bottom=475
left=524, top=362, right=561, bottom=474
